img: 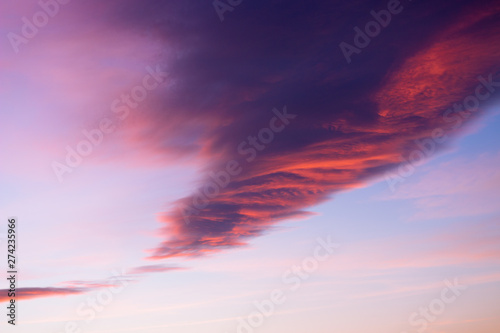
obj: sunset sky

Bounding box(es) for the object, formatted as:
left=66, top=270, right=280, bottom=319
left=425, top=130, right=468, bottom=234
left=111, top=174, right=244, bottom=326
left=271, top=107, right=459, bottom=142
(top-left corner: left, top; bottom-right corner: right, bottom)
left=1, top=0, right=500, bottom=332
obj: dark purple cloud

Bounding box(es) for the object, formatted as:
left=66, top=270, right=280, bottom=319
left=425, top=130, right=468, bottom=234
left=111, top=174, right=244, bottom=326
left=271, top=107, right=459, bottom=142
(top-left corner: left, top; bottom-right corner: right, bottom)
left=43, top=0, right=500, bottom=259
left=108, top=0, right=499, bottom=260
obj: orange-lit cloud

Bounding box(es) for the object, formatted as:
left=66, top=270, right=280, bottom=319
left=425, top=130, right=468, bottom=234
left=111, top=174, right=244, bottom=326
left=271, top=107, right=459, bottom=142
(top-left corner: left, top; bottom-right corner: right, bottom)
left=141, top=2, right=500, bottom=260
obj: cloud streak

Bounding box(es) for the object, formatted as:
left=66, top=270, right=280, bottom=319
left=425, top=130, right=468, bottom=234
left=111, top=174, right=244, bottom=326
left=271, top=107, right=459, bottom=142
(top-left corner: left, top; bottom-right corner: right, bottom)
left=0, top=287, right=87, bottom=303
left=128, top=265, right=188, bottom=275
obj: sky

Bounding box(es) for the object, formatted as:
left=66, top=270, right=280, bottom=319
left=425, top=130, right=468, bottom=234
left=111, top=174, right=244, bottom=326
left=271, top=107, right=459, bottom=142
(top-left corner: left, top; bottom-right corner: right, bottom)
left=1, top=0, right=500, bottom=332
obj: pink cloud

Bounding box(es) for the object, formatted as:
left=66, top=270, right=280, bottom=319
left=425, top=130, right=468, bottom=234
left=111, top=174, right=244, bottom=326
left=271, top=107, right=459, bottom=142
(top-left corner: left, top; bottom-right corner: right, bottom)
left=0, top=287, right=86, bottom=303
left=128, top=265, right=188, bottom=275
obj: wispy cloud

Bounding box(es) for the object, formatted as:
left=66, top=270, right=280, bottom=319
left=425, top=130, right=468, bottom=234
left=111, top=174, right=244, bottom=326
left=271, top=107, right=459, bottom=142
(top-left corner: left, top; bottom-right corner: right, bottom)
left=0, top=287, right=86, bottom=302
left=128, top=265, right=188, bottom=275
